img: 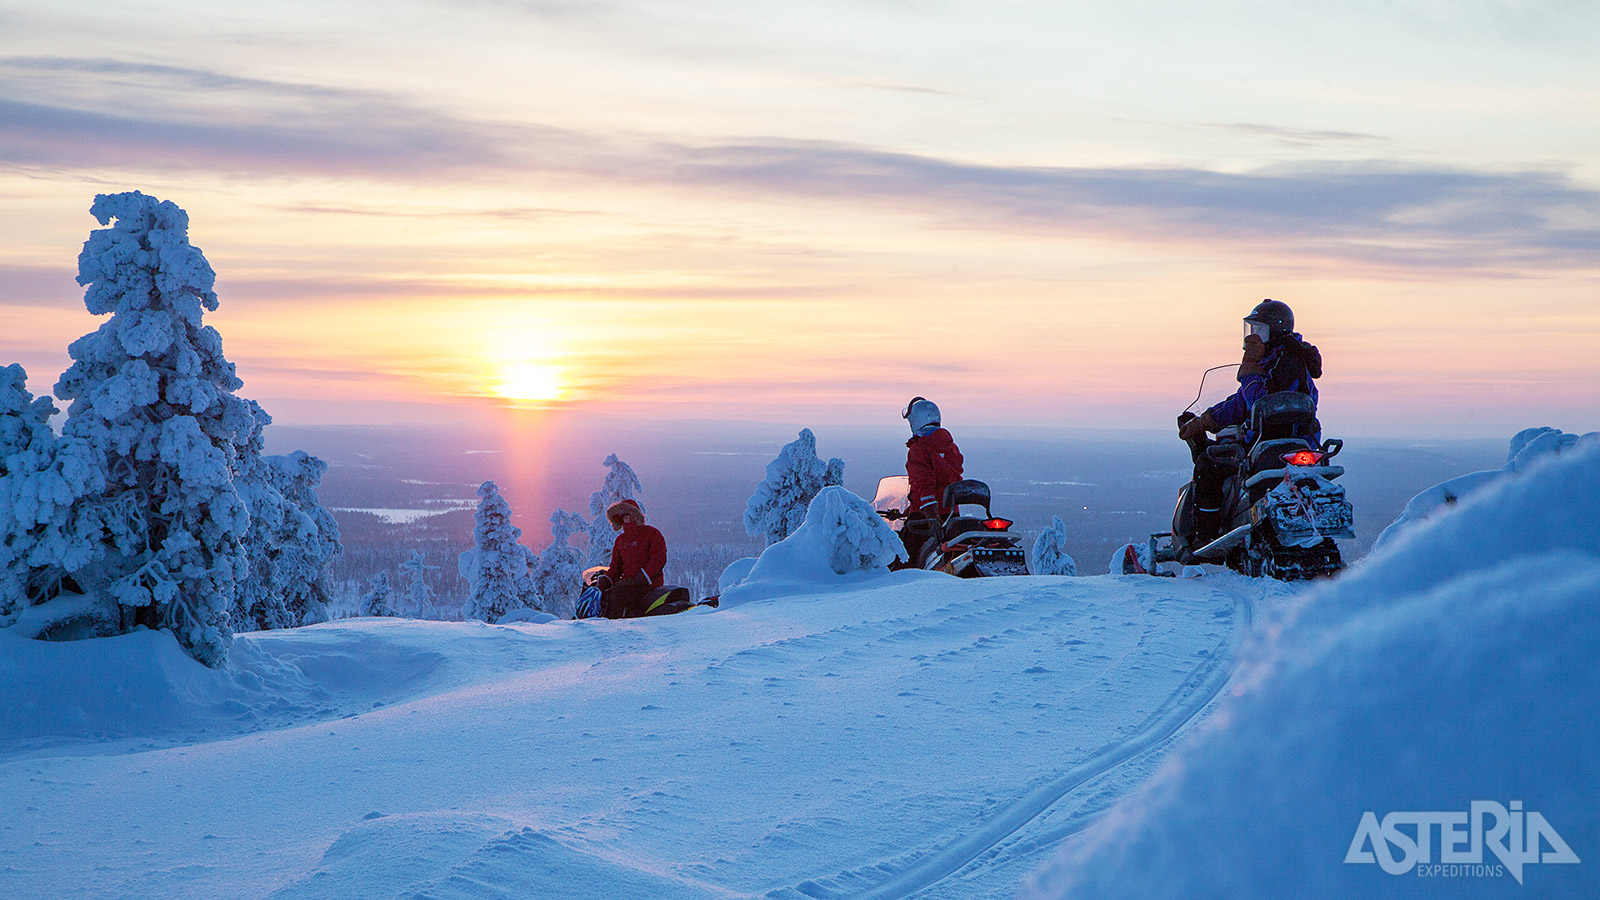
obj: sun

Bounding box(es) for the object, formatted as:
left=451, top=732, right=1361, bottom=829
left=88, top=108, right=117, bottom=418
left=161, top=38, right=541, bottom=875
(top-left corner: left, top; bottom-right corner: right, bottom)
left=491, top=363, right=566, bottom=402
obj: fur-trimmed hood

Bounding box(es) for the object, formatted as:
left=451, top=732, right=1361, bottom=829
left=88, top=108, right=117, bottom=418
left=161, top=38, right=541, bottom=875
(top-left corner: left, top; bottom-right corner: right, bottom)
left=606, top=499, right=646, bottom=528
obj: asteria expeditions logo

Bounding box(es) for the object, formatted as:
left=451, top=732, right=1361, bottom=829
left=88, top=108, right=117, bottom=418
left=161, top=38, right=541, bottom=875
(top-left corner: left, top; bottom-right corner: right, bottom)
left=1345, top=801, right=1581, bottom=884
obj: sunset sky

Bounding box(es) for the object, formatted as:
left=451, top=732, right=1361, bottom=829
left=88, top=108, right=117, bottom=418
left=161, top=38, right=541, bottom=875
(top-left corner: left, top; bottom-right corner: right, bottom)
left=2, top=0, right=1596, bottom=437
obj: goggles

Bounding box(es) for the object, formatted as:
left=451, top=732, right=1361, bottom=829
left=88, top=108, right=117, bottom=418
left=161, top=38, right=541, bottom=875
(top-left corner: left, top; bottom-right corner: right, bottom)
left=901, top=396, right=927, bottom=419
left=1244, top=320, right=1273, bottom=342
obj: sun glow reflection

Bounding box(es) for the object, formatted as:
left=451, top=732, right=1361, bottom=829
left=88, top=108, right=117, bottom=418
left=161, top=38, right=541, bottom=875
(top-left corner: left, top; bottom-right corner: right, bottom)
left=492, top=363, right=566, bottom=402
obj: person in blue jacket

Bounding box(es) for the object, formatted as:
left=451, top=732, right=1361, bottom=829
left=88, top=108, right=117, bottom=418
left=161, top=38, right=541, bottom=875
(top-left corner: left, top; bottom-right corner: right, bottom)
left=1178, top=299, right=1323, bottom=546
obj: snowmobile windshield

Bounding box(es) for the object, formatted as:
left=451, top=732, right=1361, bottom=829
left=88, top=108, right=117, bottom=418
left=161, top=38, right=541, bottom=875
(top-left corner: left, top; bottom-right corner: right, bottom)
left=1244, top=320, right=1272, bottom=343
left=873, top=476, right=910, bottom=530
left=1185, top=364, right=1242, bottom=415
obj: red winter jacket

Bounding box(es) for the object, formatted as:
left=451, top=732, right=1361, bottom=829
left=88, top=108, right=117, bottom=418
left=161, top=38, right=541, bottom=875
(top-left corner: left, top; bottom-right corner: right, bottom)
left=906, top=428, right=965, bottom=517
left=606, top=522, right=667, bottom=588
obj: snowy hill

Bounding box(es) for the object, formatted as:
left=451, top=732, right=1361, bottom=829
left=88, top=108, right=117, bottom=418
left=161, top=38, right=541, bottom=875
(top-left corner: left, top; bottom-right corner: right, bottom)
left=2, top=568, right=1277, bottom=899
left=5, top=438, right=1597, bottom=899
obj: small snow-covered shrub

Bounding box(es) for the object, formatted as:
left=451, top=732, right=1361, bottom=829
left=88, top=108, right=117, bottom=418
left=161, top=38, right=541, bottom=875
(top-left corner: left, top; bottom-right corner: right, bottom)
left=358, top=571, right=396, bottom=617
left=400, top=550, right=439, bottom=619
left=1031, top=516, right=1077, bottom=576
left=808, top=486, right=903, bottom=575
left=744, top=428, right=846, bottom=546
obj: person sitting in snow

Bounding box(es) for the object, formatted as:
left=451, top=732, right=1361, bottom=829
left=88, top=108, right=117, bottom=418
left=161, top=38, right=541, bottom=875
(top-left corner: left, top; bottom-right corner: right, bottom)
left=899, top=397, right=965, bottom=567
left=593, top=499, right=668, bottom=618
left=1177, top=299, right=1323, bottom=548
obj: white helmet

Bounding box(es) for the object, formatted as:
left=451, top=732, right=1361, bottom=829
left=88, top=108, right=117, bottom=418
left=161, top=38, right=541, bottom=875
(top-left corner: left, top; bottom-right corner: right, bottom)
left=902, top=396, right=941, bottom=433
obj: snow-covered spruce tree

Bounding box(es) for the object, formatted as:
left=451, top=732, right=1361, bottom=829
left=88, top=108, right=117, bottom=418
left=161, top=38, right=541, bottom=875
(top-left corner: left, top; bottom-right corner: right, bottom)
left=1031, top=516, right=1077, bottom=576
left=464, top=481, right=536, bottom=622
left=235, top=447, right=341, bottom=631
left=744, top=428, right=846, bottom=546
left=584, top=454, right=643, bottom=568
left=531, top=508, right=587, bottom=618
left=49, top=192, right=261, bottom=665
left=400, top=549, right=439, bottom=619
left=359, top=571, right=396, bottom=617
left=2, top=365, right=82, bottom=624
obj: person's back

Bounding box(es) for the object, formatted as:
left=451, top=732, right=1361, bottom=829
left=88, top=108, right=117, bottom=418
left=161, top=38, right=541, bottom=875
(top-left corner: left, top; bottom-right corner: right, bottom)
left=899, top=397, right=964, bottom=566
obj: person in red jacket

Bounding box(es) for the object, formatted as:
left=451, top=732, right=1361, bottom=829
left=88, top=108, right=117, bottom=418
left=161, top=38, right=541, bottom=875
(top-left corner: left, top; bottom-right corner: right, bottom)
left=595, top=499, right=667, bottom=618
left=899, top=397, right=964, bottom=566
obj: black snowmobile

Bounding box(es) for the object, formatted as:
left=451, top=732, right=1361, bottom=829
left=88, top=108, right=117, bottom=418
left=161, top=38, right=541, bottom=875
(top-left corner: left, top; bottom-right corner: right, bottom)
left=573, top=567, right=715, bottom=619
left=1131, top=365, right=1353, bottom=580
left=874, top=476, right=1030, bottom=577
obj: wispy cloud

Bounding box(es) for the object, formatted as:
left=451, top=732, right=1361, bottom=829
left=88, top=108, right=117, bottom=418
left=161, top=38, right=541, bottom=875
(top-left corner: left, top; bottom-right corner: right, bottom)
left=0, top=56, right=595, bottom=179
left=5, top=56, right=1597, bottom=273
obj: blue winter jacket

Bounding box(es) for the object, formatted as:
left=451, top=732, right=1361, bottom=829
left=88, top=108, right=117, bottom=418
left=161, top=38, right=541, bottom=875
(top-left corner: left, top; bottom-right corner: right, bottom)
left=1205, top=333, right=1323, bottom=446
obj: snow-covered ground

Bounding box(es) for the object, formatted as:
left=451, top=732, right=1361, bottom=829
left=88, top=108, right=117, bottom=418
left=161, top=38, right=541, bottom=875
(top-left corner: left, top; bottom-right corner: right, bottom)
left=2, top=568, right=1282, bottom=899
left=6, top=434, right=1596, bottom=899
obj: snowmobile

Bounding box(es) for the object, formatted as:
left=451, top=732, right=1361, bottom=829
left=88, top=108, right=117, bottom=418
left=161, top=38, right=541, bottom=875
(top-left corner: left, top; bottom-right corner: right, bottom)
left=874, top=476, right=1030, bottom=577
left=1129, top=365, right=1353, bottom=580
left=572, top=566, right=716, bottom=619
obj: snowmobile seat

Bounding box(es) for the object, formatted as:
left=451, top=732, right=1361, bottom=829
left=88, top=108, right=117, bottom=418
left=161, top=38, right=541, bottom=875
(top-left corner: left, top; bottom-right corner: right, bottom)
left=941, top=515, right=986, bottom=542
left=641, top=586, right=694, bottom=617
left=942, top=479, right=992, bottom=516
left=1249, top=391, right=1316, bottom=441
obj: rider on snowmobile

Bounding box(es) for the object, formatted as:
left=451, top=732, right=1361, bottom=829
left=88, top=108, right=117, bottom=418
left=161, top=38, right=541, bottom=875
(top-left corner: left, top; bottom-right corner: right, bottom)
left=1177, top=299, right=1323, bottom=547
left=900, top=397, right=965, bottom=565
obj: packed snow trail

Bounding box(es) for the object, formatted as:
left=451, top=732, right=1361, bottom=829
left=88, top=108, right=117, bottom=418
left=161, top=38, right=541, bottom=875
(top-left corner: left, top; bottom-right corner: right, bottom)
left=827, top=593, right=1251, bottom=900
left=2, top=571, right=1272, bottom=900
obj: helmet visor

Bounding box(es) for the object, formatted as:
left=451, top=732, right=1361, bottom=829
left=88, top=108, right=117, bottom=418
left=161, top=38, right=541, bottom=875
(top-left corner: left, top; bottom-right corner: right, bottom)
left=900, top=396, right=927, bottom=420
left=1244, top=320, right=1273, bottom=342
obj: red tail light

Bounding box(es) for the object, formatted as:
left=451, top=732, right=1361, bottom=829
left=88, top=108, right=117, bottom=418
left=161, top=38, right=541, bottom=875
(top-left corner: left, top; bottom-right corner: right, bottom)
left=983, top=518, right=1013, bottom=530
left=1282, top=450, right=1326, bottom=467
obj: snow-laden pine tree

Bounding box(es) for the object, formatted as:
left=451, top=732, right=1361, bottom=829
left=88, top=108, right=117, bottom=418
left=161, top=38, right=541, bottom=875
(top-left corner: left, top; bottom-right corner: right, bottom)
left=531, top=509, right=587, bottom=618
left=464, top=481, right=535, bottom=622
left=2, top=366, right=79, bottom=624
left=744, top=428, right=846, bottom=546
left=48, top=192, right=260, bottom=666
left=235, top=441, right=341, bottom=631
left=1031, top=516, right=1077, bottom=576
left=400, top=549, right=439, bottom=619
left=359, top=571, right=396, bottom=617
left=585, top=454, right=643, bottom=568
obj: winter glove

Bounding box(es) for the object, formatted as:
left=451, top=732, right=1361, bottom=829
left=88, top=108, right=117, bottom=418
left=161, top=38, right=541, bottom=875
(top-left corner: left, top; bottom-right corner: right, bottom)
left=593, top=574, right=613, bottom=592
left=1179, top=411, right=1218, bottom=442
left=1240, top=335, right=1267, bottom=376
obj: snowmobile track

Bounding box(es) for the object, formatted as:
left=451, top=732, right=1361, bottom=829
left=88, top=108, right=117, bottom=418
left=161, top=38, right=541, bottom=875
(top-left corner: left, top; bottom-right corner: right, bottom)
left=826, top=590, right=1254, bottom=900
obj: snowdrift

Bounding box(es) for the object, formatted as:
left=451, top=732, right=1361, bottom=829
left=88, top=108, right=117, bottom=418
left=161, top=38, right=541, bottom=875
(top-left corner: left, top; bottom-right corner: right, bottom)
left=720, top=485, right=904, bottom=605
left=1030, top=441, right=1600, bottom=898
left=0, top=618, right=561, bottom=756
left=1373, top=426, right=1596, bottom=550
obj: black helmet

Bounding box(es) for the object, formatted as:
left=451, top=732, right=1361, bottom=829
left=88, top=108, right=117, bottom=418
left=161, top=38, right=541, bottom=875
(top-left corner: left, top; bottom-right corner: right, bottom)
left=1244, top=299, right=1294, bottom=340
